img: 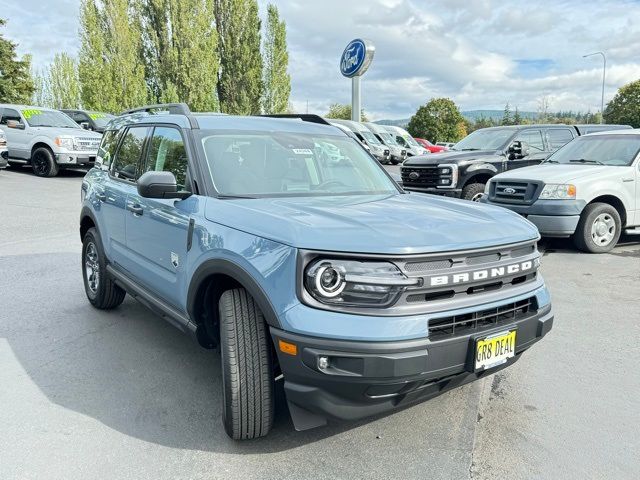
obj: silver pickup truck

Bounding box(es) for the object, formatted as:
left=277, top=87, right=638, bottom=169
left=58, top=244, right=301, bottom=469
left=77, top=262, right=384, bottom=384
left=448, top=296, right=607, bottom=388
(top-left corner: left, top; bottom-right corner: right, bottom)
left=0, top=104, right=102, bottom=177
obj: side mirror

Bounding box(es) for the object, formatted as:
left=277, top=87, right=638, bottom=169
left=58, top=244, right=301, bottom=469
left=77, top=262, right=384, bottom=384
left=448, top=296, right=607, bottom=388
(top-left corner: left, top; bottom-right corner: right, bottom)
left=80, top=122, right=91, bottom=130
left=137, top=171, right=191, bottom=200
left=6, top=120, right=25, bottom=130
left=508, top=140, right=530, bottom=159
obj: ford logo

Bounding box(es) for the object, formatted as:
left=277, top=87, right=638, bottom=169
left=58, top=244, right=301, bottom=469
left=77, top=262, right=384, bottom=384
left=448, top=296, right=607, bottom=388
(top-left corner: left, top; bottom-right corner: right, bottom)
left=503, top=187, right=516, bottom=194
left=340, top=39, right=375, bottom=78
left=409, top=172, right=420, bottom=180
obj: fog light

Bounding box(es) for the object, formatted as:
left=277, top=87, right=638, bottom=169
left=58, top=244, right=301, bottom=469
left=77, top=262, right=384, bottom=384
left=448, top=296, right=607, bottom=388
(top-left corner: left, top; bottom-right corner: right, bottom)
left=318, top=356, right=330, bottom=370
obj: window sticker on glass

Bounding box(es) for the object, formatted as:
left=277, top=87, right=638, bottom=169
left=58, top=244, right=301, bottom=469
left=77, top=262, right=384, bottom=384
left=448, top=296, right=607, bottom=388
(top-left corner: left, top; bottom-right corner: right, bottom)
left=22, top=109, right=42, bottom=119
left=89, top=113, right=106, bottom=120
left=292, top=148, right=313, bottom=155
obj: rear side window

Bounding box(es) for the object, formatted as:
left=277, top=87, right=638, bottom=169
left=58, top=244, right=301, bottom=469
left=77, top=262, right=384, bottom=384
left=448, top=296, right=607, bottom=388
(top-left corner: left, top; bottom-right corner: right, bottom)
left=142, top=127, right=189, bottom=189
left=112, top=127, right=149, bottom=182
left=547, top=129, right=574, bottom=151
left=97, top=130, right=121, bottom=168
left=514, top=130, right=544, bottom=152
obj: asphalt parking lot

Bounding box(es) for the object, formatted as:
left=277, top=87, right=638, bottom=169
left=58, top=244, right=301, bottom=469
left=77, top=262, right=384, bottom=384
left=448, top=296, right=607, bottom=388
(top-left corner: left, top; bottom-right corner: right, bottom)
left=1, top=166, right=639, bottom=480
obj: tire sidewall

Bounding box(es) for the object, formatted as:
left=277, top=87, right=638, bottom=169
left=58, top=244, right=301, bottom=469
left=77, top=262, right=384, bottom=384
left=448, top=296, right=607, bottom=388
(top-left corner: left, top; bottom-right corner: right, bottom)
left=577, top=204, right=621, bottom=253
left=82, top=228, right=107, bottom=305
left=31, top=147, right=58, bottom=177
left=462, top=182, right=486, bottom=201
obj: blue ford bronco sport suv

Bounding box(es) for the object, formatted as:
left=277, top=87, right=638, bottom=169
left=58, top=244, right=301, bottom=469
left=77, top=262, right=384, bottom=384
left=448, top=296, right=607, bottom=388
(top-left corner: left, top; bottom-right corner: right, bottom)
left=79, top=104, right=554, bottom=440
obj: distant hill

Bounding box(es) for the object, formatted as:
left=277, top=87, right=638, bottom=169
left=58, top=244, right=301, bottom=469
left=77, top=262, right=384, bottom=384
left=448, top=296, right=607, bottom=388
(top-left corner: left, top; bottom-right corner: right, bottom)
left=375, top=110, right=539, bottom=127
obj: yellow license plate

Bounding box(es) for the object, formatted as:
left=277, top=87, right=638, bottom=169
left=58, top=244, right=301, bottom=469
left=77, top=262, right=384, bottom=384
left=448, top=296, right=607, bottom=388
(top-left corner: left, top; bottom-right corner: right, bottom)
left=475, top=330, right=516, bottom=370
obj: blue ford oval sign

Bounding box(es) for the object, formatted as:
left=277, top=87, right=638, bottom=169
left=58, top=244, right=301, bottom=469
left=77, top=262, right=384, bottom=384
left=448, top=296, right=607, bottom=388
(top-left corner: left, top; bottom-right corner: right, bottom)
left=340, top=39, right=375, bottom=78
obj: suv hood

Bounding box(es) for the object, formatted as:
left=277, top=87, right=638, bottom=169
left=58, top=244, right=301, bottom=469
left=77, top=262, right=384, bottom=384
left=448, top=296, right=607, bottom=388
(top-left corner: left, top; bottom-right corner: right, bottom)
left=33, top=126, right=102, bottom=138
left=492, top=164, right=619, bottom=184
left=403, top=149, right=501, bottom=166
left=205, top=193, right=538, bottom=254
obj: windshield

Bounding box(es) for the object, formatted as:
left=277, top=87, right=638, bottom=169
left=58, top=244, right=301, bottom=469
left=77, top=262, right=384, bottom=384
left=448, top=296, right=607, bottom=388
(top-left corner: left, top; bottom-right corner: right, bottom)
left=199, top=132, right=399, bottom=198
left=22, top=109, right=79, bottom=128
left=88, top=112, right=115, bottom=128
left=379, top=132, right=399, bottom=146
left=359, top=130, right=381, bottom=145
left=545, top=134, right=640, bottom=166
left=452, top=128, right=514, bottom=151
left=399, top=132, right=420, bottom=147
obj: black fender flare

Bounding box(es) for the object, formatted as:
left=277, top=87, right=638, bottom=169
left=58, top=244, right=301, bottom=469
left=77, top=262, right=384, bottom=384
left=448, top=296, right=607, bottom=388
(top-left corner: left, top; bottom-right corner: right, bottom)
left=460, top=164, right=498, bottom=186
left=187, top=258, right=282, bottom=329
left=79, top=205, right=99, bottom=240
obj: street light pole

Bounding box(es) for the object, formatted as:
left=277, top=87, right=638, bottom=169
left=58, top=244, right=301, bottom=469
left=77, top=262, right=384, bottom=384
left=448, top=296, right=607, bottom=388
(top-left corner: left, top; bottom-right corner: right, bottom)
left=583, top=51, right=606, bottom=124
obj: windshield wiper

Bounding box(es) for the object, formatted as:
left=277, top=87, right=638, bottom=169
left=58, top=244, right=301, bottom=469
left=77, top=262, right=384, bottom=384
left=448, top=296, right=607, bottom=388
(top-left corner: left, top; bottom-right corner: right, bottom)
left=459, top=148, right=480, bottom=151
left=216, top=194, right=257, bottom=200
left=569, top=158, right=604, bottom=165
left=543, top=159, right=559, bottom=163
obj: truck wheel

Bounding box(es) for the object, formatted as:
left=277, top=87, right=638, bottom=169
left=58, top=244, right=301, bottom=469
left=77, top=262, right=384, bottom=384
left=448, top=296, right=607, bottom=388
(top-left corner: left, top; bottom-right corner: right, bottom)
left=462, top=182, right=485, bottom=201
left=31, top=147, right=59, bottom=177
left=218, top=288, right=274, bottom=440
left=573, top=203, right=621, bottom=253
left=390, top=158, right=400, bottom=165
left=82, top=227, right=126, bottom=309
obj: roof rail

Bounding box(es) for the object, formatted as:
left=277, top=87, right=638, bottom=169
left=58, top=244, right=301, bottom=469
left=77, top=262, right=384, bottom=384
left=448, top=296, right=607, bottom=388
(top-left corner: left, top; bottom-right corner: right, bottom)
left=120, top=103, right=192, bottom=116
left=260, top=114, right=332, bottom=126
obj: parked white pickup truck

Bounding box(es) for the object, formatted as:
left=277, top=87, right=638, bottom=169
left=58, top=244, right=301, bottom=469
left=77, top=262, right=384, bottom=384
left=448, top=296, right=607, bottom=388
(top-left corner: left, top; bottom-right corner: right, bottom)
left=481, top=129, right=640, bottom=253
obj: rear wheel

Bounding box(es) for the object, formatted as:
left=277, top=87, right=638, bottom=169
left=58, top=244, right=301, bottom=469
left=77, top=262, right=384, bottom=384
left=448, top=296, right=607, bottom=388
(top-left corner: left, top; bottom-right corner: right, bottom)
left=573, top=203, right=621, bottom=253
left=82, top=227, right=126, bottom=309
left=219, top=288, right=274, bottom=440
left=31, top=147, right=59, bottom=177
left=462, top=182, right=485, bottom=202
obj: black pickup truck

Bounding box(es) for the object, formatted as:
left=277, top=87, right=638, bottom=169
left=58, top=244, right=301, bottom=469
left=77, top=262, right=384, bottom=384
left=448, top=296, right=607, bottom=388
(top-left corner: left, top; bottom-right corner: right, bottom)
left=401, top=124, right=631, bottom=201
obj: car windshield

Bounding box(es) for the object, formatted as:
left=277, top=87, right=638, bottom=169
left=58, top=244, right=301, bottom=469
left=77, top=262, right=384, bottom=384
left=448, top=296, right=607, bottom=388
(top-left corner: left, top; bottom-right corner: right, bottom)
left=22, top=109, right=79, bottom=128
left=452, top=128, right=514, bottom=151
left=359, top=130, right=381, bottom=145
left=401, top=133, right=420, bottom=147
left=379, top=132, right=399, bottom=146
left=199, top=131, right=399, bottom=198
left=88, top=112, right=115, bottom=128
left=545, top=134, right=640, bottom=166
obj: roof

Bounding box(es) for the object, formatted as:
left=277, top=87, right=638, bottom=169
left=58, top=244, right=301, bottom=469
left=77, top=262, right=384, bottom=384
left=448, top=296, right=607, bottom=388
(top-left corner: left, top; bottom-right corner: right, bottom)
left=475, top=124, right=573, bottom=131
left=0, top=103, right=58, bottom=112
left=583, top=128, right=640, bottom=136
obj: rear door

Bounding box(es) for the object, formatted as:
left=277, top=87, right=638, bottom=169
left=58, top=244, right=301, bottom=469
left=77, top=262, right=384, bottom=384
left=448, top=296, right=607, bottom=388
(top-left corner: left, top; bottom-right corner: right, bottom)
left=124, top=126, right=193, bottom=309
left=0, top=107, right=30, bottom=159
left=101, top=126, right=150, bottom=270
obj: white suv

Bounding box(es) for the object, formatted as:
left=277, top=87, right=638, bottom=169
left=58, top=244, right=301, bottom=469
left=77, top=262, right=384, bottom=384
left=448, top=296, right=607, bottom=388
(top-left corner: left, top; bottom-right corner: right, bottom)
left=481, top=129, right=640, bottom=253
left=0, top=104, right=102, bottom=177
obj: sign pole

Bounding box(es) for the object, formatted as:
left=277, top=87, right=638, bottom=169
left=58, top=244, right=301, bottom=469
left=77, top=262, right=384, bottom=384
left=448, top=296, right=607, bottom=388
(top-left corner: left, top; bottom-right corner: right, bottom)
left=351, top=76, right=361, bottom=122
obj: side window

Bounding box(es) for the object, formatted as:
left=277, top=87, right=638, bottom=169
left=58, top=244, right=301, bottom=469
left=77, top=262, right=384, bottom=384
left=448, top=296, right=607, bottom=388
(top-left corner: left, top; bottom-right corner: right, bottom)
left=71, top=112, right=88, bottom=124
left=546, top=129, right=574, bottom=151
left=97, top=129, right=122, bottom=168
left=514, top=130, right=544, bottom=153
left=0, top=108, right=23, bottom=125
left=142, top=127, right=189, bottom=189
left=112, top=127, right=149, bottom=182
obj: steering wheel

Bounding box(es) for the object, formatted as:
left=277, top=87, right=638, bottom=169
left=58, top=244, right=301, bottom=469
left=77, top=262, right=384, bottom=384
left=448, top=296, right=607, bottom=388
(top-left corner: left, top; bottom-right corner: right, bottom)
left=315, top=179, right=349, bottom=191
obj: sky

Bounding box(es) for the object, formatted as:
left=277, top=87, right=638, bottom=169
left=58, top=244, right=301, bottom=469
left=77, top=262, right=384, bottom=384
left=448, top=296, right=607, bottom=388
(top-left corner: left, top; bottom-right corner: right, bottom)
left=3, top=0, right=640, bottom=120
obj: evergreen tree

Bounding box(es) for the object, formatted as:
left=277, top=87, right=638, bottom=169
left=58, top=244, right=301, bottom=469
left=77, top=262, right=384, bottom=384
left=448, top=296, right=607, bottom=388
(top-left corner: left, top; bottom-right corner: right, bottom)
left=138, top=0, right=219, bottom=111
left=0, top=19, right=34, bottom=103
left=513, top=106, right=522, bottom=125
left=214, top=0, right=263, bottom=114
left=262, top=4, right=290, bottom=114
left=78, top=0, right=147, bottom=113
left=501, top=102, right=512, bottom=126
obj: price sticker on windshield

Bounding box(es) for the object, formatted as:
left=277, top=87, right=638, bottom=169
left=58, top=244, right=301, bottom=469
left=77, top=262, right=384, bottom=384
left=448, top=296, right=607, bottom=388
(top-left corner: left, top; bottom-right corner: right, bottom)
left=22, top=109, right=42, bottom=119
left=292, top=148, right=313, bottom=155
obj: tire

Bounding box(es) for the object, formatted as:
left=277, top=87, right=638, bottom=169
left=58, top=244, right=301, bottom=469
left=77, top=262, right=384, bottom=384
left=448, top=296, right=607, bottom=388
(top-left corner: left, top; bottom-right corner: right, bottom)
left=462, top=182, right=486, bottom=202
left=31, top=147, right=59, bottom=177
left=390, top=158, right=400, bottom=165
left=82, top=227, right=126, bottom=309
left=573, top=203, right=621, bottom=253
left=219, top=288, right=274, bottom=440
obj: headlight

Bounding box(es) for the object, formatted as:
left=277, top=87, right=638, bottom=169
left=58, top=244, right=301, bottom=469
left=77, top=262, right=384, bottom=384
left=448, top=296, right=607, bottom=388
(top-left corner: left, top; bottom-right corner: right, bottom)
left=54, top=136, right=75, bottom=149
left=539, top=184, right=576, bottom=200
left=436, top=163, right=458, bottom=188
left=304, top=259, right=420, bottom=308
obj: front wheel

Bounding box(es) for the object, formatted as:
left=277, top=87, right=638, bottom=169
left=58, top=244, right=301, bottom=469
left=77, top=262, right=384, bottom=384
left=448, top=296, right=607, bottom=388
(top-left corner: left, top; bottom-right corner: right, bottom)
left=219, top=288, right=274, bottom=440
left=573, top=203, right=621, bottom=253
left=31, top=147, right=59, bottom=177
left=461, top=182, right=486, bottom=202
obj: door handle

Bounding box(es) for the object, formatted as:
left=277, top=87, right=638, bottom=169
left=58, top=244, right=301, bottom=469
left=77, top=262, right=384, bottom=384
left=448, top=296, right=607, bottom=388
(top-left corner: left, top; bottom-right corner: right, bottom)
left=127, top=203, right=144, bottom=216
left=622, top=178, right=634, bottom=182
left=96, top=192, right=106, bottom=201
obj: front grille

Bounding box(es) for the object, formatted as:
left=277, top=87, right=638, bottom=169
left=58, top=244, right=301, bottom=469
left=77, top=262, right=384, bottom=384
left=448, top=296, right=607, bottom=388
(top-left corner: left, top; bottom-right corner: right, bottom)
left=490, top=181, right=540, bottom=204
left=428, top=297, right=536, bottom=338
left=76, top=137, right=100, bottom=151
left=401, top=166, right=440, bottom=188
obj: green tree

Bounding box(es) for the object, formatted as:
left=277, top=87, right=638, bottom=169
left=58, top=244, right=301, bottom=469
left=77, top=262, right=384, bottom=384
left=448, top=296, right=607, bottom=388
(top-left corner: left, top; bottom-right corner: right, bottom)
left=325, top=103, right=368, bottom=121
left=513, top=106, right=522, bottom=125
left=0, top=19, right=34, bottom=103
left=604, top=79, right=640, bottom=127
left=407, top=98, right=466, bottom=143
left=501, top=102, right=512, bottom=126
left=79, top=0, right=148, bottom=113
left=45, top=53, right=81, bottom=109
left=138, top=0, right=219, bottom=111
left=214, top=0, right=263, bottom=114
left=262, top=4, right=290, bottom=114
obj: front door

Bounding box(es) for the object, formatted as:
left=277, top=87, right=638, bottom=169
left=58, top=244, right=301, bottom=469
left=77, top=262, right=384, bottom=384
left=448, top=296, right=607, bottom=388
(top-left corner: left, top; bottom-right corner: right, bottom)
left=125, top=126, right=193, bottom=310
left=506, top=129, right=547, bottom=171
left=0, top=107, right=31, bottom=159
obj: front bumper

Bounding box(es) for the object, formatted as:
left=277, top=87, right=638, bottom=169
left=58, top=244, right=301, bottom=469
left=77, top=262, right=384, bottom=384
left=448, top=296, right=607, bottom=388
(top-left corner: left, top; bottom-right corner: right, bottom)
left=54, top=151, right=97, bottom=167
left=402, top=186, right=462, bottom=198
left=271, top=304, right=553, bottom=430
left=480, top=198, right=585, bottom=237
